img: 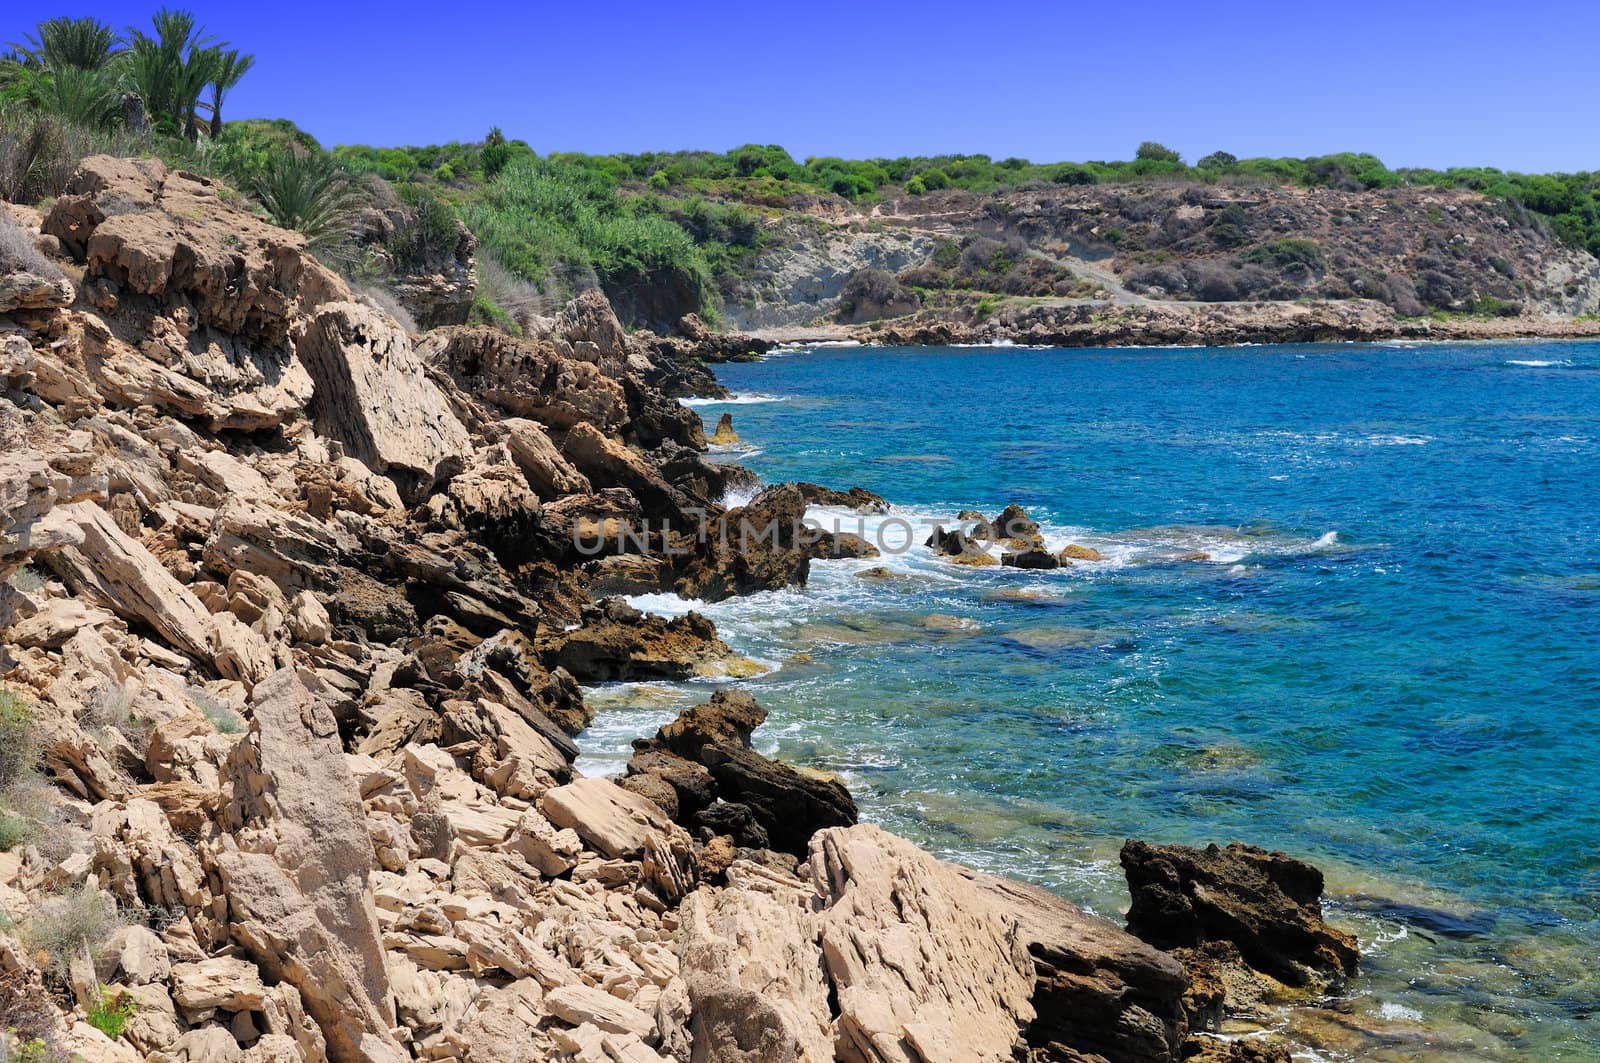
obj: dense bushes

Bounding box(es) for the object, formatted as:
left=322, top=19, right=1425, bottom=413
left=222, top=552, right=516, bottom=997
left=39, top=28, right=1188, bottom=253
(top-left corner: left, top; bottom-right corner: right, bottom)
left=463, top=156, right=718, bottom=327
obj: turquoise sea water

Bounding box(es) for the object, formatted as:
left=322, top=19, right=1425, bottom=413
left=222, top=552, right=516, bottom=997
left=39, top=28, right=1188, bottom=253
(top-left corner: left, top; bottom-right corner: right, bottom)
left=580, top=341, right=1600, bottom=1059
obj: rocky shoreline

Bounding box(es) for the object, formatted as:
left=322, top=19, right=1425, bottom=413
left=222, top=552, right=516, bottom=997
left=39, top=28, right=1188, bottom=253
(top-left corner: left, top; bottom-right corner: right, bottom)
left=3, top=156, right=1364, bottom=1062
left=850, top=300, right=1600, bottom=350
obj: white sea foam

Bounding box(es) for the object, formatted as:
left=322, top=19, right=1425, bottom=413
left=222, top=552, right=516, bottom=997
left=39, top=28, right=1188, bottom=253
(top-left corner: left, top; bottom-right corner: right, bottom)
left=1377, top=1002, right=1425, bottom=1022
left=1364, top=434, right=1432, bottom=446
left=680, top=393, right=788, bottom=406
left=1505, top=359, right=1573, bottom=368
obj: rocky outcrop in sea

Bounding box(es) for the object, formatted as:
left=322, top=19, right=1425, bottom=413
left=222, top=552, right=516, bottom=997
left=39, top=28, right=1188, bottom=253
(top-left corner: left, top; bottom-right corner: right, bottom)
left=1, top=156, right=1356, bottom=1062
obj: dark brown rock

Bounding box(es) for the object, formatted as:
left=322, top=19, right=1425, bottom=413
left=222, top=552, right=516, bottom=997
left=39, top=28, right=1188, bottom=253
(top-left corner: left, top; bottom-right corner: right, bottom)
left=1121, top=840, right=1360, bottom=988
left=626, top=749, right=716, bottom=814
left=795, top=482, right=890, bottom=515
left=968, top=871, right=1189, bottom=1063
left=540, top=598, right=737, bottom=682
left=675, top=482, right=813, bottom=601
left=697, top=742, right=856, bottom=858
left=1001, top=547, right=1060, bottom=570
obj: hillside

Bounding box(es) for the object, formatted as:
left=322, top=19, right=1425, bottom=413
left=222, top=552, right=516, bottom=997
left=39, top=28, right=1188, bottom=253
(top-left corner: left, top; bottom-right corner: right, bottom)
left=720, top=181, right=1600, bottom=331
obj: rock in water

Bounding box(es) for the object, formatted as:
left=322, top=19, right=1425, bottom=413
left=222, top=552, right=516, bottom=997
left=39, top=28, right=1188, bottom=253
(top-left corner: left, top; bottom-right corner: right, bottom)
left=709, top=412, right=740, bottom=445
left=630, top=690, right=857, bottom=856
left=1120, top=840, right=1360, bottom=988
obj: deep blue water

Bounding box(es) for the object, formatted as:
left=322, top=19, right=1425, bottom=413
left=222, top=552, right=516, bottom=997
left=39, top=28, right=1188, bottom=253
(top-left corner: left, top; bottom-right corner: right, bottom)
left=582, top=340, right=1600, bottom=1059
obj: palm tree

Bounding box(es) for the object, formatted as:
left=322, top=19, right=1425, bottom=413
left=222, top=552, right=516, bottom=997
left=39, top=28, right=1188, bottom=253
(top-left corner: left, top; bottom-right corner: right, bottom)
left=20, top=64, right=123, bottom=128
left=248, top=151, right=367, bottom=251
left=204, top=48, right=254, bottom=139
left=12, top=16, right=122, bottom=71
left=125, top=8, right=216, bottom=138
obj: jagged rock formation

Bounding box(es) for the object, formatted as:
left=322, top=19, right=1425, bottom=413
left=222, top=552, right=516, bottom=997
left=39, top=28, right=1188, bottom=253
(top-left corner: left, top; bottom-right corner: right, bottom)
left=0, top=154, right=1341, bottom=1063
left=626, top=690, right=858, bottom=856
left=1120, top=840, right=1360, bottom=990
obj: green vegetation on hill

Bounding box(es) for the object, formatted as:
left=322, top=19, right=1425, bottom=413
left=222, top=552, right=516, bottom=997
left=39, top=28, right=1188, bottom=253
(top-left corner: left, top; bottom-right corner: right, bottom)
left=4, top=9, right=1599, bottom=328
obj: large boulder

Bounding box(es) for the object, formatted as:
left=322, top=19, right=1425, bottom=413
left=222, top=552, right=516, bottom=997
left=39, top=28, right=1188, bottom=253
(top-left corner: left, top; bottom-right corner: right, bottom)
left=1120, top=840, right=1360, bottom=988
left=676, top=483, right=814, bottom=601
left=968, top=871, right=1189, bottom=1062
left=420, top=325, right=627, bottom=431
left=216, top=668, right=407, bottom=1063
left=810, top=825, right=1038, bottom=1063
left=297, top=301, right=471, bottom=501
left=631, top=690, right=857, bottom=858
left=677, top=886, right=835, bottom=1062
left=39, top=156, right=344, bottom=430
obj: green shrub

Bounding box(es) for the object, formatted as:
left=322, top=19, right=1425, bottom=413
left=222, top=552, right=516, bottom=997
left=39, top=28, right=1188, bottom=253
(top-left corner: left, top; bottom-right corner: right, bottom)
left=1051, top=164, right=1095, bottom=186
left=918, top=168, right=949, bottom=190
left=1239, top=238, right=1324, bottom=272
left=904, top=175, right=926, bottom=195
left=85, top=987, right=135, bottom=1040
left=189, top=689, right=244, bottom=735
left=388, top=184, right=460, bottom=270
left=0, top=689, right=38, bottom=794
left=1136, top=141, right=1182, bottom=164
left=22, top=884, right=125, bottom=982
left=0, top=809, right=33, bottom=853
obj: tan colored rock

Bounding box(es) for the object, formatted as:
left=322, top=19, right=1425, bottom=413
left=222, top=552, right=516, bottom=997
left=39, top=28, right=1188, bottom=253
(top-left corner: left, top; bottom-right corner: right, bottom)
left=540, top=777, right=675, bottom=860
left=544, top=983, right=656, bottom=1041
left=968, top=869, right=1188, bottom=1061
left=56, top=1021, right=142, bottom=1063
left=287, top=590, right=332, bottom=644
left=108, top=924, right=172, bottom=985
left=210, top=611, right=278, bottom=686
left=217, top=668, right=407, bottom=1063
left=120, top=981, right=182, bottom=1055
left=91, top=798, right=210, bottom=916
left=148, top=1026, right=242, bottom=1062
left=454, top=918, right=575, bottom=988
left=678, top=886, right=834, bottom=1062
left=561, top=422, right=682, bottom=518
left=502, top=417, right=592, bottom=498
left=809, top=824, right=1037, bottom=1063
left=455, top=979, right=546, bottom=1063
left=172, top=956, right=268, bottom=1014
left=5, top=597, right=116, bottom=648
left=40, top=501, right=214, bottom=660
left=506, top=811, right=584, bottom=877
left=0, top=269, right=74, bottom=312
left=422, top=325, right=628, bottom=431
left=298, top=300, right=471, bottom=501
left=202, top=497, right=361, bottom=591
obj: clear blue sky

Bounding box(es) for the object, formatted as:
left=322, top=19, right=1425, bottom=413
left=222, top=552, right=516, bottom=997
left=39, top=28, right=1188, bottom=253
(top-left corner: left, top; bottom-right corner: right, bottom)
left=9, top=0, right=1599, bottom=172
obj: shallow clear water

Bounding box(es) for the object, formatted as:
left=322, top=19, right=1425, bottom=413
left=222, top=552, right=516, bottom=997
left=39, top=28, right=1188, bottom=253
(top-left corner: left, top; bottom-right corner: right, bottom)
left=582, top=340, right=1600, bottom=1059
